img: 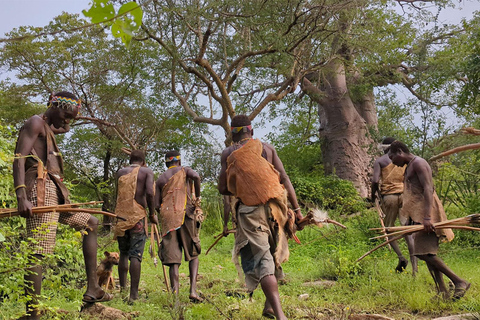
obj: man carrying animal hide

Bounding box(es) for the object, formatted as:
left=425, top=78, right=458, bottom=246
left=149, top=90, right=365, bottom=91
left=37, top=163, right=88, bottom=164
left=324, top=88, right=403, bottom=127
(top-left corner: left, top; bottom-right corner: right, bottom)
left=218, top=115, right=304, bottom=320
left=155, top=151, right=203, bottom=302
left=13, top=91, right=111, bottom=319
left=114, top=150, right=157, bottom=303
left=388, top=140, right=470, bottom=300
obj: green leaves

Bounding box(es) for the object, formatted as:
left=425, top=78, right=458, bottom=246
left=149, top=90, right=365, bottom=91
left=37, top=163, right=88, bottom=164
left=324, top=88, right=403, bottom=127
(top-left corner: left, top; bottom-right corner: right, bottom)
left=82, top=0, right=115, bottom=24
left=83, top=0, right=143, bottom=47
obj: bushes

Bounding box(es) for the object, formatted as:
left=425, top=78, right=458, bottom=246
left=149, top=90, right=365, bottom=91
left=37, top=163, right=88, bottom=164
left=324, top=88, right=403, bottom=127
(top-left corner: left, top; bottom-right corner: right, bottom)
left=290, top=174, right=366, bottom=215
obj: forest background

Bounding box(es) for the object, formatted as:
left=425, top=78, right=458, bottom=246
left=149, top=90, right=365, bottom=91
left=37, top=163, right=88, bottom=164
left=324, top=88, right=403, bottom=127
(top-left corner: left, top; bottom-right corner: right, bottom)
left=1, top=0, right=480, bottom=319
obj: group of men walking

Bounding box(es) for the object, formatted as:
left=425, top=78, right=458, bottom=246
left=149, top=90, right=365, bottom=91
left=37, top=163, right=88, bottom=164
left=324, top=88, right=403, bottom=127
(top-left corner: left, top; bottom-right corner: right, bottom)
left=11, top=91, right=470, bottom=320
left=12, top=91, right=302, bottom=319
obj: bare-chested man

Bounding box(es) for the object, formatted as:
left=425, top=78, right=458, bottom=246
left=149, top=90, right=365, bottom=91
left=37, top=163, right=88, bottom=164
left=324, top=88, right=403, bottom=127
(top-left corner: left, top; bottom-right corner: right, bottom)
left=13, top=91, right=110, bottom=319
left=371, top=137, right=416, bottom=274
left=114, top=150, right=157, bottom=303
left=388, top=140, right=470, bottom=300
left=218, top=115, right=304, bottom=320
left=155, top=151, right=203, bottom=302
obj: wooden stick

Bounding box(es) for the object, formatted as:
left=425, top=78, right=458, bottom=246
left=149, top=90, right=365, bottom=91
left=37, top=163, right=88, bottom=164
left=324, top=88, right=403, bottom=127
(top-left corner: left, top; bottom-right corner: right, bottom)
left=0, top=207, right=125, bottom=220
left=374, top=199, right=389, bottom=242
left=205, top=230, right=236, bottom=255
left=371, top=224, right=480, bottom=240
left=360, top=225, right=480, bottom=262
left=357, top=235, right=403, bottom=262
left=0, top=201, right=103, bottom=214
left=153, top=224, right=170, bottom=293
left=324, top=219, right=347, bottom=229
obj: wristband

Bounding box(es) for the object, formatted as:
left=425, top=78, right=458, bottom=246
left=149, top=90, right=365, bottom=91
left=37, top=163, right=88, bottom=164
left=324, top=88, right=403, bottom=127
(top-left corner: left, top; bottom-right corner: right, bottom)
left=423, top=217, right=431, bottom=220
left=293, top=208, right=301, bottom=212
left=15, top=184, right=26, bottom=191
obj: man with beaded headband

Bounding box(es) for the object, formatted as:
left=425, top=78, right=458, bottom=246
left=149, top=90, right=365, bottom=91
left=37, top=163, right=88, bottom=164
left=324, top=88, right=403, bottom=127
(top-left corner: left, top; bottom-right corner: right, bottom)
left=155, top=151, right=203, bottom=302
left=13, top=91, right=111, bottom=319
left=218, top=115, right=304, bottom=320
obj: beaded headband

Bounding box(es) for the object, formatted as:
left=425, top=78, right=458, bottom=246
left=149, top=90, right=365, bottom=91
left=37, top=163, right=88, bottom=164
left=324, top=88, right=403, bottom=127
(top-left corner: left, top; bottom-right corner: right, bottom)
left=165, top=155, right=181, bottom=162
left=231, top=125, right=252, bottom=133
left=48, top=95, right=81, bottom=112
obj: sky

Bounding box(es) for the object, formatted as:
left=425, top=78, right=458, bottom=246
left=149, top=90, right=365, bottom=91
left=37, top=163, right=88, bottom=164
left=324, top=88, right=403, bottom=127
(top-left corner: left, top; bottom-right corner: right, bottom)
left=1, top=0, right=479, bottom=38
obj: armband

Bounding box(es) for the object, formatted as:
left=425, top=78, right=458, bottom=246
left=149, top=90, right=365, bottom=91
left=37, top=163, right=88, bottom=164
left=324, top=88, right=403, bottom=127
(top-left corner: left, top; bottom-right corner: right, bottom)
left=15, top=184, right=26, bottom=191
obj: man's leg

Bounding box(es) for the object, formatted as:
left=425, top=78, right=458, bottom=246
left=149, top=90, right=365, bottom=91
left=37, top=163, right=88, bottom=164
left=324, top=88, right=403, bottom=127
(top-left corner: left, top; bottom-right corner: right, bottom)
left=82, top=216, right=109, bottom=301
left=23, top=255, right=42, bottom=320
left=118, top=252, right=129, bottom=290
left=188, top=257, right=202, bottom=301
left=382, top=195, right=407, bottom=272
left=129, top=257, right=141, bottom=302
left=420, top=254, right=470, bottom=298
left=425, top=260, right=449, bottom=299
left=260, top=275, right=286, bottom=320
left=405, top=234, right=418, bottom=275
left=169, top=264, right=180, bottom=294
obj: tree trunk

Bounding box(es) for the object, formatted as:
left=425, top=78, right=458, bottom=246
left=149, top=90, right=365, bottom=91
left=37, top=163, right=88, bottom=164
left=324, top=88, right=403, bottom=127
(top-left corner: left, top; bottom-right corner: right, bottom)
left=303, top=60, right=375, bottom=198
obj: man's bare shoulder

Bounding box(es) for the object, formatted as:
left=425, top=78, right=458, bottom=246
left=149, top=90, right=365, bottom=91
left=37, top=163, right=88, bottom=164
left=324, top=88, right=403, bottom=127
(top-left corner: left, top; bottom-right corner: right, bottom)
left=156, top=170, right=171, bottom=185
left=23, top=115, right=45, bottom=133
left=220, top=146, right=236, bottom=161
left=411, top=156, right=430, bottom=170
left=375, top=154, right=391, bottom=168
left=139, top=166, right=154, bottom=175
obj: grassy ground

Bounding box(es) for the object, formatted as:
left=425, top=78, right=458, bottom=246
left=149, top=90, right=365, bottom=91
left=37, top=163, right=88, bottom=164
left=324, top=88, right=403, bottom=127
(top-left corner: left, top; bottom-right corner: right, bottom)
left=2, top=208, right=480, bottom=319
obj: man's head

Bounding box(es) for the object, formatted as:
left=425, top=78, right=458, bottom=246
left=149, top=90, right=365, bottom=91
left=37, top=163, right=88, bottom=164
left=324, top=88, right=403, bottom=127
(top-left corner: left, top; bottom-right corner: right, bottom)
left=379, top=137, right=396, bottom=154
left=165, top=150, right=181, bottom=168
left=130, top=149, right=146, bottom=165
left=231, top=115, right=253, bottom=142
left=388, top=140, right=411, bottom=166
left=45, top=91, right=81, bottom=132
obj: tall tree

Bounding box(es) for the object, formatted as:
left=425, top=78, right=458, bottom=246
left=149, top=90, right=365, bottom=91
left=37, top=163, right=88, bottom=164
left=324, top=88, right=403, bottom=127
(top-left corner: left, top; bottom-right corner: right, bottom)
left=82, top=0, right=479, bottom=197
left=0, top=13, right=215, bottom=211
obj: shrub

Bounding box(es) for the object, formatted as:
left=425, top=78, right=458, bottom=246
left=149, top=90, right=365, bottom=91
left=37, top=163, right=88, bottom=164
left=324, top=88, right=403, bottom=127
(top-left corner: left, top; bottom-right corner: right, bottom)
left=290, top=174, right=366, bottom=215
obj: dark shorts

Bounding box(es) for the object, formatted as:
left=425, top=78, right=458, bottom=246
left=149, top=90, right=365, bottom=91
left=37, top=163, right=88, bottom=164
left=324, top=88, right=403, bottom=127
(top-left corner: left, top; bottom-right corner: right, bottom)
left=159, top=207, right=201, bottom=265
left=117, top=221, right=147, bottom=261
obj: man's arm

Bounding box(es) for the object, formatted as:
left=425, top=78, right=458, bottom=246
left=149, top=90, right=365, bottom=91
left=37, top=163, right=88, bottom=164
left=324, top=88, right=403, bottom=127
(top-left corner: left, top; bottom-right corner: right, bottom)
left=269, top=146, right=303, bottom=223
left=218, top=149, right=231, bottom=195
left=415, top=160, right=435, bottom=233
left=154, top=177, right=163, bottom=211
left=13, top=116, right=44, bottom=218
left=185, top=167, right=201, bottom=198
left=371, top=159, right=381, bottom=203
left=145, top=168, right=158, bottom=224
left=223, top=195, right=231, bottom=236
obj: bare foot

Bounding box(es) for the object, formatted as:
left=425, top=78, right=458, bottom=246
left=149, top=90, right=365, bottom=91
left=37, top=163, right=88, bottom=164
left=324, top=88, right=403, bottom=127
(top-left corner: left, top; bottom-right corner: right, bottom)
left=189, top=294, right=204, bottom=303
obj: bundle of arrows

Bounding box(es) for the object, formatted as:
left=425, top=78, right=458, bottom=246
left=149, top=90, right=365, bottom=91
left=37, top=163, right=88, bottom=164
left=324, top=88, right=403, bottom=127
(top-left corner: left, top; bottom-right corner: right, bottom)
left=357, top=214, right=480, bottom=262
left=0, top=201, right=125, bottom=220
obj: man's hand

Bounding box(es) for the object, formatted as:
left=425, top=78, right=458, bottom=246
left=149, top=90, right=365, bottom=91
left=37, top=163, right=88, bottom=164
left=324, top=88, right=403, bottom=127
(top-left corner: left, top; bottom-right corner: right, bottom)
left=423, top=218, right=434, bottom=233
left=222, top=224, right=230, bottom=237
left=149, top=214, right=158, bottom=225
left=294, top=209, right=304, bottom=231
left=17, top=197, right=33, bottom=218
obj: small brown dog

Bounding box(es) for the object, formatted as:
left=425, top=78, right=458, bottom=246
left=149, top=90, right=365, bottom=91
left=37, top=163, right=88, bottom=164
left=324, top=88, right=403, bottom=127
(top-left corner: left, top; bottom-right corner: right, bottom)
left=97, top=251, right=120, bottom=291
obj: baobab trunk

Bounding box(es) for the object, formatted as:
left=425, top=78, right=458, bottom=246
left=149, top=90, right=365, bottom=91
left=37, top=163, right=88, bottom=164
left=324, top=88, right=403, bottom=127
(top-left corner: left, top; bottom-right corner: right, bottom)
left=302, top=60, right=376, bottom=198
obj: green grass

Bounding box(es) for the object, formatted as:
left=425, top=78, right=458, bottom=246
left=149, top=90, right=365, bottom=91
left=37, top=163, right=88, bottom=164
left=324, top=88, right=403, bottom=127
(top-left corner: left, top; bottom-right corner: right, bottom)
left=2, top=208, right=480, bottom=319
